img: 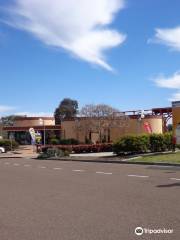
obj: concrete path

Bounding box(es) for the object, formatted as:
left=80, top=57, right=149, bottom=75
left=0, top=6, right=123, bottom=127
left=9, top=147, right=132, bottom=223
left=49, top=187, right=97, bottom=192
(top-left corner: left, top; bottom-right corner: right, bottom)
left=70, top=152, right=115, bottom=157
left=0, top=145, right=38, bottom=158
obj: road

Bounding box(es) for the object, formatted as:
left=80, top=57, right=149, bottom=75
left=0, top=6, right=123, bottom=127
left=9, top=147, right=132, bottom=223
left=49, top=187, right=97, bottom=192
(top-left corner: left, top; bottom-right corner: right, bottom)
left=0, top=157, right=179, bottom=240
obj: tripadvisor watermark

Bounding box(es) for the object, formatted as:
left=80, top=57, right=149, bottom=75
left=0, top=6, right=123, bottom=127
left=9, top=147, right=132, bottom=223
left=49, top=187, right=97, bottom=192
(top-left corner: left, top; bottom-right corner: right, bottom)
left=135, top=226, right=173, bottom=236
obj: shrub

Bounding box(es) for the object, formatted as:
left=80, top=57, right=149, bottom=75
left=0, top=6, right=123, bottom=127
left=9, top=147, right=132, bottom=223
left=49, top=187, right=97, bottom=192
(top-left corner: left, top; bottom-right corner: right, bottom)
left=149, top=134, right=165, bottom=152
left=113, top=133, right=173, bottom=155
left=0, top=139, right=19, bottom=151
left=50, top=138, right=59, bottom=145
left=37, top=147, right=70, bottom=159
left=113, top=135, right=149, bottom=155
left=72, top=143, right=113, bottom=153
left=163, top=132, right=173, bottom=151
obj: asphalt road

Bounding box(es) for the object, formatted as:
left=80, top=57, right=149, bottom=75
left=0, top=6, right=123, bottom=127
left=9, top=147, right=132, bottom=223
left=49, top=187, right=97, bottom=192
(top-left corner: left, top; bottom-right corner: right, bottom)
left=0, top=158, right=180, bottom=240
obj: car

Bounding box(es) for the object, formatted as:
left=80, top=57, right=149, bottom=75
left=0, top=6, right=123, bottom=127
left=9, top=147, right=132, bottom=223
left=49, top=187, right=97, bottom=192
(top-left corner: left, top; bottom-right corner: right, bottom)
left=0, top=147, right=5, bottom=153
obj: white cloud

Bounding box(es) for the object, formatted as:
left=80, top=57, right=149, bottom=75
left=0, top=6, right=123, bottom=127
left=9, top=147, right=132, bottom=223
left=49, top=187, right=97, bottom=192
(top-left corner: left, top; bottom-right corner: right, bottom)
left=151, top=26, right=180, bottom=51
left=4, top=0, right=126, bottom=71
left=0, top=105, right=16, bottom=113
left=169, top=92, right=180, bottom=102
left=154, top=71, right=180, bottom=101
left=155, top=71, right=180, bottom=89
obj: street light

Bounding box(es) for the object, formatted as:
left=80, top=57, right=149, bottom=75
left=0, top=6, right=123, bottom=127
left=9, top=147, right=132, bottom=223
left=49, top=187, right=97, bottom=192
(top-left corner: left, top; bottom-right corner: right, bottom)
left=39, top=118, right=46, bottom=146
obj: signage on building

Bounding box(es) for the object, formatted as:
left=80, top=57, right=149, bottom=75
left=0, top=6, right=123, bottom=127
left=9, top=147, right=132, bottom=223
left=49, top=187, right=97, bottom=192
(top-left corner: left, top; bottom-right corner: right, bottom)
left=172, top=101, right=180, bottom=108
left=35, top=131, right=42, bottom=144
left=29, top=128, right=36, bottom=143
left=144, top=122, right=152, bottom=134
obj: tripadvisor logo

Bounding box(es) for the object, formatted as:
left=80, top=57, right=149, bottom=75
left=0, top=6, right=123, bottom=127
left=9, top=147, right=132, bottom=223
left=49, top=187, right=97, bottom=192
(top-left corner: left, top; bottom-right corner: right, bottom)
left=135, top=227, right=144, bottom=236
left=135, top=226, right=173, bottom=236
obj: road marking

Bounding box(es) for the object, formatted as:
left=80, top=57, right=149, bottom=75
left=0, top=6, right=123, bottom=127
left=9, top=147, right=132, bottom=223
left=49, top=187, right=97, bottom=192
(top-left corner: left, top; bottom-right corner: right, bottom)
left=96, top=171, right=112, bottom=175
left=4, top=162, right=10, bottom=165
left=127, top=174, right=149, bottom=178
left=170, top=178, right=180, bottom=181
left=24, top=164, right=31, bottom=167
left=38, top=166, right=47, bottom=169
left=72, top=169, right=85, bottom=172
left=13, top=163, right=20, bottom=166
left=53, top=167, right=62, bottom=170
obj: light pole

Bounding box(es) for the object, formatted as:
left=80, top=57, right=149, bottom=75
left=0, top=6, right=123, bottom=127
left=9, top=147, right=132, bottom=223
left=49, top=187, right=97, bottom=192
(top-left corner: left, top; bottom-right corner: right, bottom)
left=39, top=118, right=46, bottom=146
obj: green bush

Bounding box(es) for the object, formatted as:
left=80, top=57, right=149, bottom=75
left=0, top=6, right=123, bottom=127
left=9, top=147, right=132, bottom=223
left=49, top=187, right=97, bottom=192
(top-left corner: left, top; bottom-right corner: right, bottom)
left=113, top=135, right=149, bottom=155
left=50, top=138, right=59, bottom=145
left=163, top=132, right=173, bottom=151
left=149, top=134, right=165, bottom=152
left=0, top=139, right=19, bottom=151
left=37, top=147, right=70, bottom=159
left=113, top=133, right=173, bottom=155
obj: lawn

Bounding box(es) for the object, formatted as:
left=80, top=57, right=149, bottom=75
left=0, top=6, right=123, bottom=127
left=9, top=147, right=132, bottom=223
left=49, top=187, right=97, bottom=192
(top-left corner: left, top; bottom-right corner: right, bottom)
left=129, top=152, right=180, bottom=164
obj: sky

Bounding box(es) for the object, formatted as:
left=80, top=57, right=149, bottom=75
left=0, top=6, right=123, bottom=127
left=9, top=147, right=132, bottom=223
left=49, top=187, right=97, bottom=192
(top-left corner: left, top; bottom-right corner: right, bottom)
left=0, top=0, right=180, bottom=116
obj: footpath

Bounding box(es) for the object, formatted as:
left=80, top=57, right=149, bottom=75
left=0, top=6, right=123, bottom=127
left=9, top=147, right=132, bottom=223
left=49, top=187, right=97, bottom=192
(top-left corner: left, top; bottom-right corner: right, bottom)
left=0, top=145, right=38, bottom=159
left=1, top=146, right=180, bottom=167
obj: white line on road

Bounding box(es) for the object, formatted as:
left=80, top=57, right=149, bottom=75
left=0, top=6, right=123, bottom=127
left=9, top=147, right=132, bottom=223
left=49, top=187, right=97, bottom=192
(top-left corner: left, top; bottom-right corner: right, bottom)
left=127, top=174, right=149, bottom=178
left=38, top=166, right=47, bottom=169
left=24, top=164, right=31, bottom=167
left=96, top=171, right=112, bottom=175
left=72, top=169, right=85, bottom=172
left=13, top=163, right=20, bottom=166
left=4, top=162, right=10, bottom=165
left=170, top=178, right=180, bottom=181
left=53, top=167, right=62, bottom=170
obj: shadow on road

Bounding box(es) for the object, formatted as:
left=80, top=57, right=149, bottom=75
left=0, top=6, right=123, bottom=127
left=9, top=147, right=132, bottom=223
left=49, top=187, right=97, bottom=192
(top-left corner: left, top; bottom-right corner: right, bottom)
left=156, top=183, right=180, bottom=188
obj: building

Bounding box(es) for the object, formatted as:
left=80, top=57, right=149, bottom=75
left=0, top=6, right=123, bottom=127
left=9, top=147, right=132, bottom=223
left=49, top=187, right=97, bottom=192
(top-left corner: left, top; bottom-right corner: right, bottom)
left=172, top=101, right=180, bottom=131
left=61, top=112, right=163, bottom=143
left=3, top=117, right=61, bottom=144
left=2, top=105, right=176, bottom=145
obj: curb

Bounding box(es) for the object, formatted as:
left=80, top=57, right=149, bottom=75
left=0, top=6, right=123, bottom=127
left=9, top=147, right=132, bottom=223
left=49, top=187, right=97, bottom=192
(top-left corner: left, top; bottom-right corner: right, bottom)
left=0, top=156, right=23, bottom=159
left=34, top=157, right=180, bottom=167
left=1, top=154, right=180, bottom=167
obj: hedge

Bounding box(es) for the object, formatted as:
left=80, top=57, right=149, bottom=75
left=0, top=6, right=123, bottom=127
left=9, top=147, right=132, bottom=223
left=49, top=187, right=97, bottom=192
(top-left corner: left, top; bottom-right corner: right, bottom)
left=113, top=133, right=173, bottom=155
left=40, top=143, right=113, bottom=154
left=0, top=139, right=19, bottom=151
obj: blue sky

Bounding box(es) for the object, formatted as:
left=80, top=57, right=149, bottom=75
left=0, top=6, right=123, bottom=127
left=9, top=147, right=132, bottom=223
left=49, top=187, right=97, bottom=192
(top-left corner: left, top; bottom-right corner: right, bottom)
left=0, top=0, right=180, bottom=116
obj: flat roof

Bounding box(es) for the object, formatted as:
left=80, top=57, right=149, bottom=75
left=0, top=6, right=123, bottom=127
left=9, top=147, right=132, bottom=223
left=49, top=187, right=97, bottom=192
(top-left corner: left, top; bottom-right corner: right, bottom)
left=14, top=117, right=54, bottom=121
left=3, top=125, right=61, bottom=131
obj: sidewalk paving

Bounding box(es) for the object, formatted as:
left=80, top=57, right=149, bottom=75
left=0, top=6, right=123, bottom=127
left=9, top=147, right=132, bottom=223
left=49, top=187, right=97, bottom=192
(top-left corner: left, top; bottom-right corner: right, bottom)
left=70, top=152, right=116, bottom=157
left=0, top=145, right=38, bottom=159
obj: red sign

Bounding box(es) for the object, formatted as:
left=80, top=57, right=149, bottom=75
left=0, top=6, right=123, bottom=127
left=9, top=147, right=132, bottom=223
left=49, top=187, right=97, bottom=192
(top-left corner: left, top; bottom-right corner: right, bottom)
left=144, top=122, right=152, bottom=133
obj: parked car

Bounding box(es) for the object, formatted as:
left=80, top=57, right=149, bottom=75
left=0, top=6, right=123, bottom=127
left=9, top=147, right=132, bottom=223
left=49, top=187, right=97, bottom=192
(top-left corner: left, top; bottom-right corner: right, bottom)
left=0, top=147, right=5, bottom=153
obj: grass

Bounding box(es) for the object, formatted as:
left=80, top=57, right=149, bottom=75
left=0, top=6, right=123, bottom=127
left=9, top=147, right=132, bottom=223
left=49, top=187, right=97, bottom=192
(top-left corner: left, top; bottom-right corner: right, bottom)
left=129, top=152, right=180, bottom=164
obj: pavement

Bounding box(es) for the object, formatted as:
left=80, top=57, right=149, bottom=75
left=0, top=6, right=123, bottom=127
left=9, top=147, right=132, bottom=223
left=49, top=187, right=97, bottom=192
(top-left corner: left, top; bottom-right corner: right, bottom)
left=0, top=157, right=179, bottom=240
left=0, top=145, right=38, bottom=159
left=70, top=152, right=116, bottom=157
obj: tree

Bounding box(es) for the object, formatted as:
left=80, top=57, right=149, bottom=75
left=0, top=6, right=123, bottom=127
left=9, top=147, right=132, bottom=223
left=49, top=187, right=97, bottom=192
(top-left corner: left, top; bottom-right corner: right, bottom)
left=54, top=98, right=78, bottom=124
left=80, top=104, right=119, bottom=117
left=76, top=104, right=130, bottom=143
